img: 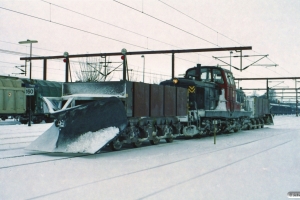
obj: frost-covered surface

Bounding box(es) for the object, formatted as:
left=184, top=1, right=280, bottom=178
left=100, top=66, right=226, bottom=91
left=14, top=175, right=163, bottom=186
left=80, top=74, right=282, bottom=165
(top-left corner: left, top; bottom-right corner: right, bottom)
left=63, top=82, right=126, bottom=97
left=64, top=127, right=119, bottom=153
left=0, top=115, right=300, bottom=199
left=62, top=93, right=126, bottom=98
left=26, top=123, right=119, bottom=154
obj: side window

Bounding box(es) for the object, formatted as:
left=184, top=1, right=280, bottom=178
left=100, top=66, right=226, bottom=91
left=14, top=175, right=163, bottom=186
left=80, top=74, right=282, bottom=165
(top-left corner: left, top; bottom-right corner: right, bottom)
left=213, top=69, right=224, bottom=84
left=186, top=69, right=196, bottom=79
left=226, top=72, right=235, bottom=86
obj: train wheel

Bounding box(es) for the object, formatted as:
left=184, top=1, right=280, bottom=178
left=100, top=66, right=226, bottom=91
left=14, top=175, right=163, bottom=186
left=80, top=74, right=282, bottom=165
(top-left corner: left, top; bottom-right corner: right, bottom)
left=150, top=137, right=160, bottom=145
left=110, top=139, right=123, bottom=151
left=20, top=120, right=28, bottom=124
left=256, top=120, right=260, bottom=129
left=45, top=118, right=54, bottom=123
left=260, top=119, right=264, bottom=128
left=165, top=137, right=174, bottom=143
left=33, top=118, right=42, bottom=124
left=132, top=140, right=142, bottom=148
left=251, top=120, right=256, bottom=129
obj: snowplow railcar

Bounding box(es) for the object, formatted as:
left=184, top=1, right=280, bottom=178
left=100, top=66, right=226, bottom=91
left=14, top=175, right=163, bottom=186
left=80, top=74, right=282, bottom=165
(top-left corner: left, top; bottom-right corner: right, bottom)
left=27, top=64, right=273, bottom=154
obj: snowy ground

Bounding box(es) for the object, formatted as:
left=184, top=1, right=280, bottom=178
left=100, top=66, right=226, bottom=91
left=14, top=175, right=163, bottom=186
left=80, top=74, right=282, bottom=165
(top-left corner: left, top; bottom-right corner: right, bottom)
left=0, top=115, right=299, bottom=200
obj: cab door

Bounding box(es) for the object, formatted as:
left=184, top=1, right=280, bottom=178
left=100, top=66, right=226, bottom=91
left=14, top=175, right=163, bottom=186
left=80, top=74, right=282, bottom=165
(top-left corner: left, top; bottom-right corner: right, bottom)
left=226, top=72, right=236, bottom=112
left=211, top=68, right=232, bottom=111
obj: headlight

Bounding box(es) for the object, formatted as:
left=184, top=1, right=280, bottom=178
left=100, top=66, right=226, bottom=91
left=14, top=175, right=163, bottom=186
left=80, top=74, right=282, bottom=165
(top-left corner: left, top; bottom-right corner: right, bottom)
left=173, top=78, right=179, bottom=84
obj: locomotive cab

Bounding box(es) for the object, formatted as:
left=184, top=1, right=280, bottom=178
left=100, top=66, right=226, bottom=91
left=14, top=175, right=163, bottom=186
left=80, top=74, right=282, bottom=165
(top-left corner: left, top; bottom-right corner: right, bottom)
left=185, top=64, right=241, bottom=112
left=161, top=66, right=219, bottom=111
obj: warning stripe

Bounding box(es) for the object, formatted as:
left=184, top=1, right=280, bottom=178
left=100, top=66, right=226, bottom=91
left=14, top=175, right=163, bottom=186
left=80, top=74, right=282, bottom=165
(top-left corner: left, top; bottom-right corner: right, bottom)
left=188, top=86, right=195, bottom=93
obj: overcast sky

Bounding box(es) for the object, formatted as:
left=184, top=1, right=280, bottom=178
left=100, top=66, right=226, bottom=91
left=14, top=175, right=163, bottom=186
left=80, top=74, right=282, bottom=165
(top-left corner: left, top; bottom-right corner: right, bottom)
left=1, top=0, right=300, bottom=91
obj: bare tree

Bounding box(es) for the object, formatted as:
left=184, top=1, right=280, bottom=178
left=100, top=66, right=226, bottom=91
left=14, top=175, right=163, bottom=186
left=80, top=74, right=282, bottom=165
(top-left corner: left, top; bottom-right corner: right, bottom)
left=261, top=88, right=277, bottom=102
left=127, top=67, right=139, bottom=82
left=251, top=90, right=259, bottom=97
left=152, top=74, right=165, bottom=84
left=75, top=57, right=112, bottom=82
left=268, top=89, right=277, bottom=102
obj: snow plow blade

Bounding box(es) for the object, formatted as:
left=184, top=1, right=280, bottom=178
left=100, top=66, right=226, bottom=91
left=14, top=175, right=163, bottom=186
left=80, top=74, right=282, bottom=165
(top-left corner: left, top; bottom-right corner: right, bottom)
left=26, top=97, right=127, bottom=154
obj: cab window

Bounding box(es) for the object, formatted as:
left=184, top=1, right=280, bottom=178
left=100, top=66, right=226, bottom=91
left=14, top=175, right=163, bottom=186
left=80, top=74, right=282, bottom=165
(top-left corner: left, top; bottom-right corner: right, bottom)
left=201, top=68, right=210, bottom=81
left=212, top=69, right=224, bottom=84
left=186, top=68, right=196, bottom=79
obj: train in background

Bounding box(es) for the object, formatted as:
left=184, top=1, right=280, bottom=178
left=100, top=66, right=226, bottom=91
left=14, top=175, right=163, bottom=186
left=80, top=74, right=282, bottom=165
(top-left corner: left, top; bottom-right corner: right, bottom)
left=236, top=89, right=298, bottom=116
left=269, top=103, right=299, bottom=115
left=0, top=75, right=62, bottom=124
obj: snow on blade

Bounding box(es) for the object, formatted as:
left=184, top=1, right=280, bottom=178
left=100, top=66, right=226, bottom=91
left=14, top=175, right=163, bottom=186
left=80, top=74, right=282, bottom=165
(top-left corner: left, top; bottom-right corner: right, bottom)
left=26, top=124, right=119, bottom=154
left=62, top=127, right=119, bottom=154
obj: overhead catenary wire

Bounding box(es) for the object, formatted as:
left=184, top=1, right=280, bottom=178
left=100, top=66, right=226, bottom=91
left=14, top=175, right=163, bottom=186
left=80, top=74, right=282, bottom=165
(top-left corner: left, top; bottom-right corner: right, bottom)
left=149, top=0, right=286, bottom=77
left=0, top=0, right=288, bottom=80
left=157, top=1, right=277, bottom=65
left=39, top=0, right=210, bottom=60
left=0, top=6, right=201, bottom=66
left=157, top=0, right=243, bottom=46
left=0, top=6, right=144, bottom=49
left=0, top=40, right=63, bottom=54
left=39, top=1, right=177, bottom=49
left=111, top=0, right=288, bottom=78
left=38, top=0, right=263, bottom=76
left=160, top=0, right=284, bottom=76
left=44, top=0, right=216, bottom=53
left=113, top=0, right=219, bottom=47
left=0, top=3, right=258, bottom=69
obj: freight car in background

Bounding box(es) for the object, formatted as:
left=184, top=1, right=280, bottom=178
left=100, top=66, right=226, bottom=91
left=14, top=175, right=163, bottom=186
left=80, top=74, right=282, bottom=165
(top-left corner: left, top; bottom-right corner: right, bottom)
left=236, top=89, right=273, bottom=128
left=243, top=96, right=272, bottom=128
left=270, top=103, right=293, bottom=115
left=0, top=75, right=62, bottom=124
left=237, top=88, right=297, bottom=117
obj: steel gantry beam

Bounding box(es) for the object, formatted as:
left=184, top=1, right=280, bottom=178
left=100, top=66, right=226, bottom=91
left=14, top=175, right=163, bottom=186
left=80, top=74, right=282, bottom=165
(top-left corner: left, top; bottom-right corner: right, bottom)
left=240, top=88, right=299, bottom=90
left=212, top=54, right=273, bottom=72
left=21, top=46, right=252, bottom=60
left=20, top=46, right=252, bottom=82
left=235, top=77, right=300, bottom=80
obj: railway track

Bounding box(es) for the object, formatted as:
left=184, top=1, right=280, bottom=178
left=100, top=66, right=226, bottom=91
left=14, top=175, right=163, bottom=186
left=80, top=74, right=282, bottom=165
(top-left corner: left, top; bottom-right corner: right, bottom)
left=0, top=124, right=289, bottom=170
